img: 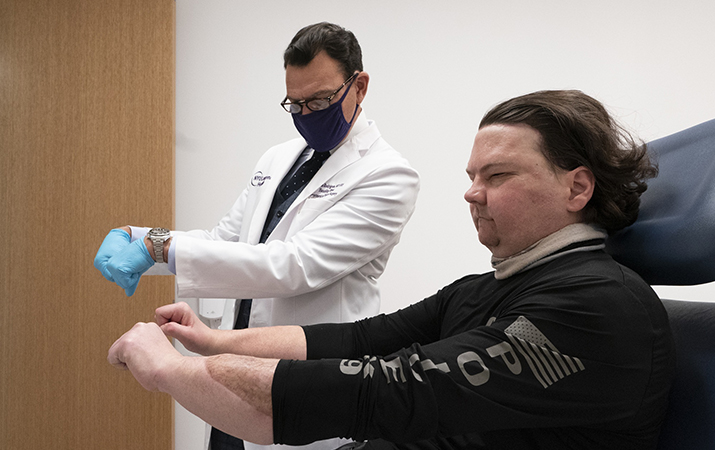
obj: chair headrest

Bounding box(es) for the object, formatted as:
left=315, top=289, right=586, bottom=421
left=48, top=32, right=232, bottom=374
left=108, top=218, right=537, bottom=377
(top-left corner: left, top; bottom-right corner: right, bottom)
left=606, top=118, right=715, bottom=286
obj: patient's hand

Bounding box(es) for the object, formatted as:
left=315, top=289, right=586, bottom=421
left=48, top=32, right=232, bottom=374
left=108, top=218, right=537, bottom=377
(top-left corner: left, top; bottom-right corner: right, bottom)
left=108, top=321, right=182, bottom=392
left=156, top=302, right=218, bottom=355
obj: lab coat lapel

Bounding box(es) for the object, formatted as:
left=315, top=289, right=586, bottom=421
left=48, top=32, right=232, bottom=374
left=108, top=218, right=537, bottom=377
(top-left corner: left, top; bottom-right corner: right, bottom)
left=292, top=142, right=359, bottom=208
left=283, top=122, right=379, bottom=217
left=306, top=143, right=360, bottom=196
left=245, top=140, right=306, bottom=244
left=261, top=121, right=381, bottom=241
left=296, top=122, right=380, bottom=206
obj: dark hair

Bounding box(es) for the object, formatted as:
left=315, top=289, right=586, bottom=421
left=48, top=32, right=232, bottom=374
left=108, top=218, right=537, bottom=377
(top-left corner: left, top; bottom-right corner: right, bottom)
left=283, top=22, right=363, bottom=78
left=479, top=90, right=658, bottom=233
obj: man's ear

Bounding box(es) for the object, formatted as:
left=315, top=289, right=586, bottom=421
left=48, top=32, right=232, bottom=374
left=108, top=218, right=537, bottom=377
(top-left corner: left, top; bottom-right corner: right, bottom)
left=566, top=166, right=595, bottom=213
left=354, top=71, right=369, bottom=104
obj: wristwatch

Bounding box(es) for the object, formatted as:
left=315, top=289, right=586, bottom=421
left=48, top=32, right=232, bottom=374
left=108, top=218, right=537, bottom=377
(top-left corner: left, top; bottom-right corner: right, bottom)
left=147, top=227, right=171, bottom=263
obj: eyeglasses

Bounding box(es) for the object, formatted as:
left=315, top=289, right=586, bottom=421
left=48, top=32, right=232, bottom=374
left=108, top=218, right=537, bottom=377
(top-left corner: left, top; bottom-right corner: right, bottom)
left=280, top=72, right=359, bottom=114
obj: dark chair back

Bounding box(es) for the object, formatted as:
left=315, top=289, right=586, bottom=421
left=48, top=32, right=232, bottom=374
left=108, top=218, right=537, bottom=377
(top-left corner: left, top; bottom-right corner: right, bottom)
left=606, top=118, right=715, bottom=450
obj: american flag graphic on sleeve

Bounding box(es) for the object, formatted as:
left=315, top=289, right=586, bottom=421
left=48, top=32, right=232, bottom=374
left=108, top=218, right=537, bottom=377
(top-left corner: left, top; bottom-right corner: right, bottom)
left=504, top=316, right=586, bottom=389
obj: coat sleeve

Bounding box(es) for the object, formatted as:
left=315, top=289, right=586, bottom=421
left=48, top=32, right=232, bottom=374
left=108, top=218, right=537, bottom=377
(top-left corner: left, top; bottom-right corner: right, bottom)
left=174, top=155, right=420, bottom=299
left=141, top=184, right=250, bottom=277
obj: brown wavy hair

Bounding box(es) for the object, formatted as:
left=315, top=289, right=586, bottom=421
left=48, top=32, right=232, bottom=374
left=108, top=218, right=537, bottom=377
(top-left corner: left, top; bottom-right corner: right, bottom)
left=283, top=22, right=363, bottom=79
left=479, top=90, right=658, bottom=233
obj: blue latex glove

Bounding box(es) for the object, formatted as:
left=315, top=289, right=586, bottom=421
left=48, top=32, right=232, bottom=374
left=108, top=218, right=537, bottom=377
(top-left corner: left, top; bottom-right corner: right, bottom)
left=94, top=229, right=131, bottom=282
left=106, top=238, right=156, bottom=296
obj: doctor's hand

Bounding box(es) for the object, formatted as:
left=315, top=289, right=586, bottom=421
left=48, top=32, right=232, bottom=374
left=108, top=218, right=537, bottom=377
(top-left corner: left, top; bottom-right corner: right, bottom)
left=106, top=238, right=155, bottom=296
left=156, top=302, right=217, bottom=356
left=108, top=321, right=182, bottom=392
left=94, top=228, right=131, bottom=282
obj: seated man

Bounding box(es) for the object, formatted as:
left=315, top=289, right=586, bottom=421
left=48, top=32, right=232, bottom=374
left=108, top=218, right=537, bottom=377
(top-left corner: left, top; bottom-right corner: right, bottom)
left=108, top=90, right=675, bottom=450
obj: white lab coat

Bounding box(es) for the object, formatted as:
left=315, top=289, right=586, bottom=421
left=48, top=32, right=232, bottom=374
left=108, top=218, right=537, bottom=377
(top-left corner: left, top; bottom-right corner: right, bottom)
left=171, top=119, right=419, bottom=331
left=168, top=119, right=419, bottom=449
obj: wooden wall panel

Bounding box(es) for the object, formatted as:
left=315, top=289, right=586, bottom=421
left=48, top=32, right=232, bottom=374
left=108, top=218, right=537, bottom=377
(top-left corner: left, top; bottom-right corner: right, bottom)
left=1, top=1, right=175, bottom=448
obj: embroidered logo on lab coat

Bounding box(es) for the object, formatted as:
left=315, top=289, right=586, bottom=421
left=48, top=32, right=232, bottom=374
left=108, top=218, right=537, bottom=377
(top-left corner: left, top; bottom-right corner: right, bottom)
left=310, top=183, right=344, bottom=198
left=251, top=171, right=272, bottom=186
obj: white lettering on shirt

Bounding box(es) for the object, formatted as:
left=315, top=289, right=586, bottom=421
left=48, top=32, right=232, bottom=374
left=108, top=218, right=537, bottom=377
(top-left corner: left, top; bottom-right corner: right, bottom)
left=337, top=316, right=584, bottom=389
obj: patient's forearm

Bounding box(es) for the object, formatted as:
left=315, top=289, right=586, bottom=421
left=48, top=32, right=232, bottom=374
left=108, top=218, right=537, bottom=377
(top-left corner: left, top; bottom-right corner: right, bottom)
left=157, top=354, right=278, bottom=445
left=211, top=325, right=307, bottom=361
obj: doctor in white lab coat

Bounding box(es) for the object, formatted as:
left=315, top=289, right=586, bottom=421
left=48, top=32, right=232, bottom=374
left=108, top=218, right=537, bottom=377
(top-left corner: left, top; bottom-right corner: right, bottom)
left=170, top=111, right=418, bottom=329
left=95, top=22, right=419, bottom=450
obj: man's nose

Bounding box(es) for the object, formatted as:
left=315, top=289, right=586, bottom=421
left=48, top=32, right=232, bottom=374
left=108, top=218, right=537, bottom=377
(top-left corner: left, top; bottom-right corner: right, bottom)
left=464, top=183, right=486, bottom=204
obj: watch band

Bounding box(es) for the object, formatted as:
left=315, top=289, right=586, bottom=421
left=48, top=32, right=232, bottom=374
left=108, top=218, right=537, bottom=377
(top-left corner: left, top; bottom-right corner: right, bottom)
left=147, top=227, right=171, bottom=263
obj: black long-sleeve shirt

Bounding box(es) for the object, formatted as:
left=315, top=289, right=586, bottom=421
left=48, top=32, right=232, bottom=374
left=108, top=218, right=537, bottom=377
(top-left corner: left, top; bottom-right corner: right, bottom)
left=272, top=250, right=675, bottom=449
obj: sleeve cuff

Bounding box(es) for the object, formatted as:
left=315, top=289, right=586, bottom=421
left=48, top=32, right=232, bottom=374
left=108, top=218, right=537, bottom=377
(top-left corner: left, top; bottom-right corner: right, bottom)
left=128, top=226, right=150, bottom=242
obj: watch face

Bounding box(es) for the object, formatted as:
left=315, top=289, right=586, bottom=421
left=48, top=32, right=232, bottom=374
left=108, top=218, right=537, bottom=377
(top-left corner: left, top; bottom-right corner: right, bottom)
left=148, top=227, right=170, bottom=238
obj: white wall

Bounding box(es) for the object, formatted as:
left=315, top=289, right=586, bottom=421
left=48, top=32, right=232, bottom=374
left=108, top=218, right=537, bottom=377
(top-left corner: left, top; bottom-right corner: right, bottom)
left=175, top=1, right=715, bottom=448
